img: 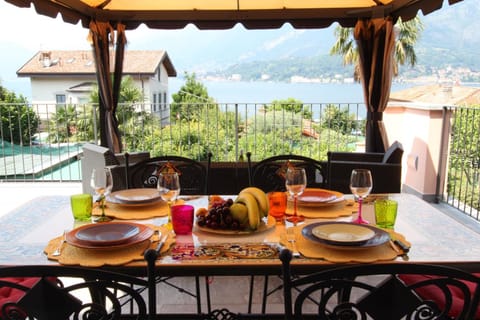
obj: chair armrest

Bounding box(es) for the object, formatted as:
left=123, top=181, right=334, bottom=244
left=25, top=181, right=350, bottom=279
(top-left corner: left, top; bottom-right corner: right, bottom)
left=328, top=151, right=384, bottom=163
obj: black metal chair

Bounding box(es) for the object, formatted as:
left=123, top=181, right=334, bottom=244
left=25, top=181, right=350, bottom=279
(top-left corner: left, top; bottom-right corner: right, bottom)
left=327, top=140, right=404, bottom=194
left=126, top=153, right=212, bottom=195
left=280, top=249, right=480, bottom=320
left=0, top=265, right=150, bottom=319
left=247, top=154, right=326, bottom=192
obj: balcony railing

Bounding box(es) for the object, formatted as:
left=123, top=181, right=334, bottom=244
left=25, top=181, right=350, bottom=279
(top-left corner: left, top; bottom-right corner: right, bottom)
left=2, top=101, right=480, bottom=223
left=444, top=105, right=480, bottom=220
left=0, top=102, right=365, bottom=182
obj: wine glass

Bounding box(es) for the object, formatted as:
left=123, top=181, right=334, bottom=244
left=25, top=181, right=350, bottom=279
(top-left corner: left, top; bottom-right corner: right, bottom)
left=157, top=172, right=181, bottom=229
left=285, top=167, right=306, bottom=225
left=90, top=167, right=113, bottom=222
left=350, top=169, right=373, bottom=224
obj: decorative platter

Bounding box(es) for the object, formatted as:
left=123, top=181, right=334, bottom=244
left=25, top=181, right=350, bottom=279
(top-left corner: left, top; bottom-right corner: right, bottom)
left=302, top=222, right=389, bottom=249
left=66, top=222, right=154, bottom=249
left=295, top=188, right=344, bottom=207
left=107, top=188, right=163, bottom=207
left=195, top=216, right=276, bottom=235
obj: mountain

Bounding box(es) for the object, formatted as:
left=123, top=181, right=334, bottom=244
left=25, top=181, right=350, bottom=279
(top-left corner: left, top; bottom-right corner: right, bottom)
left=0, top=0, right=478, bottom=99
left=193, top=0, right=480, bottom=82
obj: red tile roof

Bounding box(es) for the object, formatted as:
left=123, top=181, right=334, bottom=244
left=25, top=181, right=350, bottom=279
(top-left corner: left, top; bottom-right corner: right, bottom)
left=17, top=50, right=176, bottom=77
left=390, top=84, right=480, bottom=106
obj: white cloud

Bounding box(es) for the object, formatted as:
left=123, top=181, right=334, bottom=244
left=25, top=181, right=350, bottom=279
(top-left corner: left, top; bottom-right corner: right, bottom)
left=262, top=29, right=305, bottom=51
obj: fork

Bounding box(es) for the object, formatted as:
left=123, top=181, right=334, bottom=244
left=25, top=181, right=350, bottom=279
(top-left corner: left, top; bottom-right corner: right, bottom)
left=52, top=230, right=67, bottom=256
left=286, top=227, right=300, bottom=257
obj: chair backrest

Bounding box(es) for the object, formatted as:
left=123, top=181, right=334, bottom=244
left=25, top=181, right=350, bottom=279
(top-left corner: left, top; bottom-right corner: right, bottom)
left=126, top=154, right=212, bottom=195
left=0, top=265, right=150, bottom=319
left=81, top=143, right=121, bottom=194
left=326, top=141, right=404, bottom=194
left=280, top=249, right=480, bottom=320
left=247, top=154, right=325, bottom=193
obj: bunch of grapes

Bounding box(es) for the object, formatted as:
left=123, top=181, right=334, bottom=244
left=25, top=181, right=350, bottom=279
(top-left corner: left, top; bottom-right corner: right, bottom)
left=197, top=198, right=241, bottom=230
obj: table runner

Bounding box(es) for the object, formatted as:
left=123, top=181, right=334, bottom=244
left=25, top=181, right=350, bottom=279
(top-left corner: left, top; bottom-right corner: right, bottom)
left=92, top=199, right=184, bottom=220
left=280, top=225, right=410, bottom=262
left=44, top=225, right=175, bottom=267
left=171, top=243, right=278, bottom=260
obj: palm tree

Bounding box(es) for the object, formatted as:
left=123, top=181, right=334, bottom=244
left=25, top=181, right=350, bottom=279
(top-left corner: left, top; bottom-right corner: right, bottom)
left=330, top=17, right=424, bottom=81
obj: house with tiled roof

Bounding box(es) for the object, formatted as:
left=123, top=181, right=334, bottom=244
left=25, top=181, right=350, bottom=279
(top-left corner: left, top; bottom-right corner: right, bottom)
left=17, top=50, right=177, bottom=125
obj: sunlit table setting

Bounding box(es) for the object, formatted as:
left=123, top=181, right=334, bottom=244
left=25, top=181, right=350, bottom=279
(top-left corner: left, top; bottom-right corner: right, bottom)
left=2, top=187, right=480, bottom=276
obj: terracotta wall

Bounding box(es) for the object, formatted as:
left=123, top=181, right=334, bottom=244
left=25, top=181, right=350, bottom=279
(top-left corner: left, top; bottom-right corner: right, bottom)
left=383, top=103, right=451, bottom=202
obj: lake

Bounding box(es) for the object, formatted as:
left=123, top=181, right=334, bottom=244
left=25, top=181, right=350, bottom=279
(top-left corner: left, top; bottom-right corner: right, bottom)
left=169, top=79, right=416, bottom=104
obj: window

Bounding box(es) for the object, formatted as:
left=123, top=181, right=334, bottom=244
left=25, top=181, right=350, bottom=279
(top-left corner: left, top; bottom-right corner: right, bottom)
left=163, top=92, right=167, bottom=110
left=56, top=94, right=66, bottom=105
left=153, top=93, right=157, bottom=112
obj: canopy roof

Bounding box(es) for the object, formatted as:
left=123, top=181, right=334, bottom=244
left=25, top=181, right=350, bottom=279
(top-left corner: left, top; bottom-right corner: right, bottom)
left=5, top=0, right=463, bottom=30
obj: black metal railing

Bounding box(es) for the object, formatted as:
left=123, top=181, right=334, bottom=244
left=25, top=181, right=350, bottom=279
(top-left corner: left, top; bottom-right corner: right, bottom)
left=3, top=101, right=480, bottom=222
left=444, top=105, right=480, bottom=220
left=0, top=102, right=364, bottom=181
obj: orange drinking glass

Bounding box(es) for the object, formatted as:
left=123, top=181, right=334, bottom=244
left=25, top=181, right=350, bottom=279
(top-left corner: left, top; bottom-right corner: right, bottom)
left=268, top=192, right=287, bottom=222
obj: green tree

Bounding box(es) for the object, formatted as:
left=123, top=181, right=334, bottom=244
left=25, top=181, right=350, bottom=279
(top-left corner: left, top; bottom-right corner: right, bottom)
left=171, top=72, right=216, bottom=122
left=265, top=98, right=313, bottom=120
left=321, top=104, right=361, bottom=135
left=48, top=105, right=77, bottom=142
left=0, top=85, right=39, bottom=145
left=330, top=17, right=424, bottom=81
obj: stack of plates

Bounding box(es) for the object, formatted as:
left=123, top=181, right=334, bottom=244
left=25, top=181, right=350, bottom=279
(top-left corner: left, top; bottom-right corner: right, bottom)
left=107, top=188, right=163, bottom=207
left=66, top=222, right=154, bottom=249
left=294, top=188, right=344, bottom=207
left=302, top=222, right=389, bottom=249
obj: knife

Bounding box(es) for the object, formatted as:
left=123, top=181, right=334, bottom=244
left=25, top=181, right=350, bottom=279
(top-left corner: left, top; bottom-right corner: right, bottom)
left=155, top=234, right=169, bottom=254
left=393, top=239, right=410, bottom=253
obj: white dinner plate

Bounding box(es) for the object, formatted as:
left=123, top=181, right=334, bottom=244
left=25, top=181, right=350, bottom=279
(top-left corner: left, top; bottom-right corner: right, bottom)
left=302, top=222, right=389, bottom=249
left=311, top=222, right=376, bottom=245
left=107, top=188, right=163, bottom=206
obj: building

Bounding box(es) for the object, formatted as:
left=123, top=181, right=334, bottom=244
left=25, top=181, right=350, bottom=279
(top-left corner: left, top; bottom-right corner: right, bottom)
left=17, top=50, right=177, bottom=125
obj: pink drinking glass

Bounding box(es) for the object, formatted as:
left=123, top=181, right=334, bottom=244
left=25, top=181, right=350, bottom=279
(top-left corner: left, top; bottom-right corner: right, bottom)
left=171, top=204, right=194, bottom=235
left=350, top=169, right=372, bottom=224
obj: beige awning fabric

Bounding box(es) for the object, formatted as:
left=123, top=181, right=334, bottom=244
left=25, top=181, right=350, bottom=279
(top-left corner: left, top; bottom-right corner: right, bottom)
left=89, top=21, right=125, bottom=153
left=356, top=17, right=395, bottom=153
left=4, top=0, right=463, bottom=30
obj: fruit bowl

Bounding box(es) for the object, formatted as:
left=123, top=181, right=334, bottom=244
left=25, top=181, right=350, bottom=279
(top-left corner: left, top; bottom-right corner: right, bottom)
left=195, top=216, right=276, bottom=235
left=196, top=187, right=271, bottom=233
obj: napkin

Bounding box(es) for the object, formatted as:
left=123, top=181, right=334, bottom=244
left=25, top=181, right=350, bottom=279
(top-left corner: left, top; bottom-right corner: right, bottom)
left=285, top=199, right=357, bottom=218
left=45, top=224, right=175, bottom=267
left=92, top=199, right=184, bottom=220
left=280, top=225, right=410, bottom=263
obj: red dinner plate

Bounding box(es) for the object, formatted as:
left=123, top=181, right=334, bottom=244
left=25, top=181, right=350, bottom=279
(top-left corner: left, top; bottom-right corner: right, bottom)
left=66, top=222, right=154, bottom=249
left=296, top=188, right=344, bottom=206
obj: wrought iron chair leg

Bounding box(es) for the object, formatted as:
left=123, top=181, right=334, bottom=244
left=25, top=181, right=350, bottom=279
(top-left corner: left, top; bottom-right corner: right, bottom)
left=248, top=275, right=255, bottom=313
left=205, top=276, right=212, bottom=314
left=261, top=275, right=269, bottom=313
left=195, top=276, right=202, bottom=313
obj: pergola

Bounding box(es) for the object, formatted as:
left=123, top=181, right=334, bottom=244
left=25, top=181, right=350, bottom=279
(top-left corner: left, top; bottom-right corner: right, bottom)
left=4, top=0, right=464, bottom=153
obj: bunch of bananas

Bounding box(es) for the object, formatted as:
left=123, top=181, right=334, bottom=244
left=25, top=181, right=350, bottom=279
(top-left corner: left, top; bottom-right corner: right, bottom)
left=230, top=187, right=269, bottom=230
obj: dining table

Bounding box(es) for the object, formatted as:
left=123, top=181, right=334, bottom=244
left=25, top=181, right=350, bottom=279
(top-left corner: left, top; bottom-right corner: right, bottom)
left=2, top=191, right=480, bottom=276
